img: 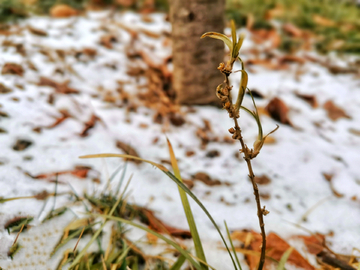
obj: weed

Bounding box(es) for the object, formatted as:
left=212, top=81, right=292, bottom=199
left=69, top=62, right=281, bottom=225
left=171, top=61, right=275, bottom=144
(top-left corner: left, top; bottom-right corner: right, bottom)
left=202, top=20, right=278, bottom=270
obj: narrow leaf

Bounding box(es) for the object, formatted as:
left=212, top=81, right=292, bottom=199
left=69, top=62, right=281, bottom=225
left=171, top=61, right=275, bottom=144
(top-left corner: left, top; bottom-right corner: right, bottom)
left=225, top=221, right=242, bottom=270
left=170, top=254, right=187, bottom=270
left=201, top=32, right=233, bottom=52
left=277, top=247, right=294, bottom=270
left=233, top=33, right=245, bottom=57
left=234, top=70, right=248, bottom=112
left=167, top=138, right=208, bottom=270
left=231, top=20, right=237, bottom=50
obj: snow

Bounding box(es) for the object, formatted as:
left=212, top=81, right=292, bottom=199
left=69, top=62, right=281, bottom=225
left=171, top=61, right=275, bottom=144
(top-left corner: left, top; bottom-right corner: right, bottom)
left=0, top=10, right=360, bottom=270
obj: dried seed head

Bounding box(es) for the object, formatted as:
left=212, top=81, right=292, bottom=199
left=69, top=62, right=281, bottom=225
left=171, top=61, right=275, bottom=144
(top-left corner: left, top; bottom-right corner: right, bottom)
left=228, top=127, right=235, bottom=134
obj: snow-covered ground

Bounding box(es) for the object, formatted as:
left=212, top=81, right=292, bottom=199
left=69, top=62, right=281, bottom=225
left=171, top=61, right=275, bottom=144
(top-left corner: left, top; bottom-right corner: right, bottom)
left=0, top=10, right=360, bottom=270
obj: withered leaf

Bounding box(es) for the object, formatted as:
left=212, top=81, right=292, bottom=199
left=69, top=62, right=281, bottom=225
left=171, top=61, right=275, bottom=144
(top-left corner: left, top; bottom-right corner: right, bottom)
left=50, top=4, right=78, bottom=18
left=193, top=172, right=222, bottom=186
left=28, top=26, right=48, bottom=36
left=349, top=128, right=360, bottom=136
left=323, top=100, right=351, bottom=121
left=38, top=77, right=79, bottom=94
left=266, top=97, right=292, bottom=126
left=116, top=140, right=142, bottom=164
left=140, top=208, right=191, bottom=239
left=233, top=231, right=315, bottom=270
left=1, top=63, right=24, bottom=76
left=254, top=175, right=271, bottom=185
left=34, top=165, right=93, bottom=180
left=297, top=234, right=326, bottom=255
left=295, top=93, right=318, bottom=108
left=46, top=110, right=71, bottom=129
left=80, top=114, right=102, bottom=137
left=100, top=34, right=118, bottom=49
left=282, top=23, right=303, bottom=37
left=12, top=139, right=33, bottom=151
left=169, top=113, right=185, bottom=126
left=0, top=83, right=12, bottom=94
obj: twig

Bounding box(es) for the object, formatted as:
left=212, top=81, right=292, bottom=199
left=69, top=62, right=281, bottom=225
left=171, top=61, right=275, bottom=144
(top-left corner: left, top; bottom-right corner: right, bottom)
left=222, top=70, right=267, bottom=270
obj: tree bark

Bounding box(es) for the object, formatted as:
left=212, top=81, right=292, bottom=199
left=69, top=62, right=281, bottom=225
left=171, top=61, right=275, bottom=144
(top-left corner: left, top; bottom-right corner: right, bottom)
left=170, top=0, right=225, bottom=105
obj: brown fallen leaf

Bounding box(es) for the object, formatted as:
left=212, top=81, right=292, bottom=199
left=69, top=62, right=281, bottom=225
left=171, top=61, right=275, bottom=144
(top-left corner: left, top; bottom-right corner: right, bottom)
left=254, top=175, right=271, bottom=185
left=282, top=23, right=303, bottom=38
left=266, top=97, right=292, bottom=126
left=28, top=26, right=47, bottom=36
left=12, top=139, right=33, bottom=151
left=295, top=93, right=318, bottom=108
left=80, top=114, right=102, bottom=137
left=140, top=208, right=191, bottom=239
left=1, top=63, right=24, bottom=76
left=46, top=110, right=71, bottom=129
left=50, top=4, right=78, bottom=18
left=100, top=34, right=118, bottom=49
left=296, top=234, right=326, bottom=255
left=278, top=55, right=305, bottom=64
left=233, top=231, right=315, bottom=270
left=34, top=165, right=93, bottom=180
left=38, top=77, right=79, bottom=94
left=192, top=172, right=222, bottom=186
left=348, top=128, right=360, bottom=136
left=323, top=100, right=351, bottom=121
left=116, top=0, right=136, bottom=7
left=0, top=83, right=12, bottom=94
left=116, top=140, right=142, bottom=164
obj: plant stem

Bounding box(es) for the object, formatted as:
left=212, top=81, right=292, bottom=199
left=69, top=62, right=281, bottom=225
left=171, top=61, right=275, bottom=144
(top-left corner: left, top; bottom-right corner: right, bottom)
left=236, top=119, right=266, bottom=270
left=224, top=73, right=266, bottom=270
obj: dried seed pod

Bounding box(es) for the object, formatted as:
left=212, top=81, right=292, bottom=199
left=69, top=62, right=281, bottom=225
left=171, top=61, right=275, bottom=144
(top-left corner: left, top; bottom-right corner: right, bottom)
left=228, top=127, right=235, bottom=134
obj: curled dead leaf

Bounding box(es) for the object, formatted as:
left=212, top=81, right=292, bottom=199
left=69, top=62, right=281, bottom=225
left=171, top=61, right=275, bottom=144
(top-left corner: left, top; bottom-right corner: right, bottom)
left=116, top=141, right=142, bottom=164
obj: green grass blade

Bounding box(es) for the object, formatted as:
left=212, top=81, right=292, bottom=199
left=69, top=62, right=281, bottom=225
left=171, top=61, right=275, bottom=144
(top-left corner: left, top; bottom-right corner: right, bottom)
left=277, top=247, right=293, bottom=270
left=170, top=254, right=187, bottom=270
left=167, top=138, right=208, bottom=270
left=80, top=153, right=239, bottom=269
left=224, top=221, right=242, bottom=270
left=89, top=213, right=203, bottom=270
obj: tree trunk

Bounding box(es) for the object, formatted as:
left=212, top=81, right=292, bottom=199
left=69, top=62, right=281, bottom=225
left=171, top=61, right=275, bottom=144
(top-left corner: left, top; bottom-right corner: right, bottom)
left=170, top=0, right=225, bottom=105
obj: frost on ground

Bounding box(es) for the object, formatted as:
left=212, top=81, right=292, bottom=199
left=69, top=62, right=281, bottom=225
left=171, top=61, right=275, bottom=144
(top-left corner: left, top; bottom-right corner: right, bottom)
left=0, top=10, right=360, bottom=270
